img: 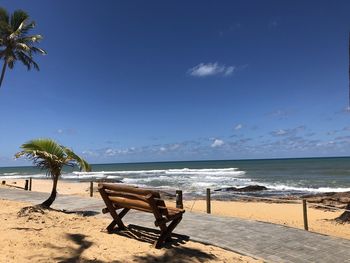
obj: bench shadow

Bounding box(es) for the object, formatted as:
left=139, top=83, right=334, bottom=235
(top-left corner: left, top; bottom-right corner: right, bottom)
left=112, top=224, right=190, bottom=248
left=112, top=225, right=217, bottom=262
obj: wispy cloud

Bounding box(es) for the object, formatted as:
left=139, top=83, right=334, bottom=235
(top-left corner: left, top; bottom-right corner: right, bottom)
left=55, top=128, right=76, bottom=135
left=268, top=19, right=279, bottom=29
left=266, top=109, right=293, bottom=119
left=234, top=124, right=243, bottom=130
left=270, top=129, right=289, bottom=136
left=211, top=139, right=224, bottom=147
left=188, top=62, right=237, bottom=77
left=219, top=22, right=242, bottom=37
left=270, top=126, right=305, bottom=137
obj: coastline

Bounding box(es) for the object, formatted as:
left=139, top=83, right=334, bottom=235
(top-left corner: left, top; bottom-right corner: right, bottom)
left=2, top=179, right=349, bottom=240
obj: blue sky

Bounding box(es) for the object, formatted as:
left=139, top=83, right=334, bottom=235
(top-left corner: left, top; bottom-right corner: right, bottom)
left=1, top=0, right=350, bottom=166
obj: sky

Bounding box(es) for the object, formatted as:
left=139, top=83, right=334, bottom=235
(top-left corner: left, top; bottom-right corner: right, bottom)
left=1, top=0, right=350, bottom=166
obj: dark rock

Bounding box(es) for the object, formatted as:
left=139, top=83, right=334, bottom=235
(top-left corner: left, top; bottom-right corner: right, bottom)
left=301, top=191, right=350, bottom=210
left=215, top=185, right=268, bottom=192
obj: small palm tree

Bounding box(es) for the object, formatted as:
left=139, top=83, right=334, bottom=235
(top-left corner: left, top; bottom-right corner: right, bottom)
left=15, top=138, right=91, bottom=208
left=0, top=8, right=46, bottom=87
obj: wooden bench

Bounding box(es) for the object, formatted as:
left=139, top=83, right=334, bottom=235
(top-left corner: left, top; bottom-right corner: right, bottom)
left=98, top=183, right=185, bottom=248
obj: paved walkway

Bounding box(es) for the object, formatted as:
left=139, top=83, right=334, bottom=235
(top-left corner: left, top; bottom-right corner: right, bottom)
left=1, top=187, right=350, bottom=263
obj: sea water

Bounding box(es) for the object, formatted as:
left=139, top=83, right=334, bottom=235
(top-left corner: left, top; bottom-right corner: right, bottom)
left=1, top=157, right=350, bottom=197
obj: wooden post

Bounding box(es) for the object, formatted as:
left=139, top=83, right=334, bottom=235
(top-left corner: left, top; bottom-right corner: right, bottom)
left=29, top=177, right=32, bottom=191
left=90, top=181, right=93, bottom=197
left=176, top=190, right=183, bottom=209
left=24, top=179, right=29, bottom=191
left=206, top=188, right=211, bottom=214
left=303, top=199, right=308, bottom=231
left=1, top=180, right=5, bottom=185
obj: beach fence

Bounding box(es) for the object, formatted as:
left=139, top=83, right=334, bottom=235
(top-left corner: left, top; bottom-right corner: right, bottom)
left=2, top=178, right=33, bottom=191
left=170, top=188, right=350, bottom=233
left=201, top=189, right=311, bottom=229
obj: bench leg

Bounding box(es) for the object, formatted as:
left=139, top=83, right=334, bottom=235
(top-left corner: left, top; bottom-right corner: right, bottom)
left=107, top=219, right=120, bottom=233
left=99, top=187, right=129, bottom=232
left=106, top=208, right=130, bottom=232
left=155, top=216, right=183, bottom=248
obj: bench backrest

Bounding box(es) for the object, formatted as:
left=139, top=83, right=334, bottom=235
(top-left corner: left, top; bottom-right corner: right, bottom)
left=98, top=183, right=169, bottom=217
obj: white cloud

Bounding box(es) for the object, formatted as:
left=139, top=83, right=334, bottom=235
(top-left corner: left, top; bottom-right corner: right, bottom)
left=270, top=126, right=305, bottom=137
left=274, top=129, right=288, bottom=136
left=224, top=66, right=235, bottom=76
left=188, top=62, right=236, bottom=77
left=159, top=147, right=166, bottom=152
left=105, top=148, right=116, bottom=156
left=55, top=128, right=76, bottom=135
left=234, top=124, right=243, bottom=130
left=211, top=139, right=224, bottom=147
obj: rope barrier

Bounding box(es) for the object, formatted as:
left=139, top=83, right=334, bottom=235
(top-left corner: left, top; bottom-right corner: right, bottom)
left=172, top=190, right=350, bottom=213
left=306, top=202, right=350, bottom=213
left=219, top=192, right=301, bottom=204
left=221, top=192, right=350, bottom=213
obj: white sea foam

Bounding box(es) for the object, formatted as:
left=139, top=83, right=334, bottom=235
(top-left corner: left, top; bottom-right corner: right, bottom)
left=0, top=173, right=46, bottom=179
left=3, top=172, right=20, bottom=176
left=264, top=184, right=350, bottom=193
left=2, top=166, right=350, bottom=195
left=73, top=167, right=244, bottom=176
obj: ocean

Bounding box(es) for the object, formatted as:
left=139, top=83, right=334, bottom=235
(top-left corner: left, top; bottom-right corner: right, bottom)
left=1, top=157, right=350, bottom=197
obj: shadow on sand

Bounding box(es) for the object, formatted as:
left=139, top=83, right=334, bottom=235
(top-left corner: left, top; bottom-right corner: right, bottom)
left=113, top=225, right=216, bottom=262
left=112, top=224, right=190, bottom=248
left=30, top=227, right=215, bottom=262
left=49, top=233, right=112, bottom=263
left=132, top=246, right=217, bottom=263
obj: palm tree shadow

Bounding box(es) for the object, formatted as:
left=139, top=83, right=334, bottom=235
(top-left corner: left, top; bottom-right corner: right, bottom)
left=60, top=210, right=100, bottom=217
left=113, top=224, right=190, bottom=248
left=133, top=246, right=217, bottom=263
left=49, top=233, right=112, bottom=263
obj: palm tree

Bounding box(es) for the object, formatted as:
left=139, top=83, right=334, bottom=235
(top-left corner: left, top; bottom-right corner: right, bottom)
left=15, top=138, right=91, bottom=208
left=0, top=8, right=46, bottom=88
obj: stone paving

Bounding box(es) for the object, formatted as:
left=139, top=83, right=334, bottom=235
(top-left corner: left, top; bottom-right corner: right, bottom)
left=1, top=187, right=350, bottom=263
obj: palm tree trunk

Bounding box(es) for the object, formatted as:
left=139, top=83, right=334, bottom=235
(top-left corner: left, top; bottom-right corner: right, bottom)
left=0, top=60, right=7, bottom=88
left=41, top=173, right=59, bottom=208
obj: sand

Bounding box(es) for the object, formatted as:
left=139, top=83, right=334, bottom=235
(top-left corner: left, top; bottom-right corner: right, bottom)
left=0, top=199, right=260, bottom=263
left=2, top=179, right=350, bottom=240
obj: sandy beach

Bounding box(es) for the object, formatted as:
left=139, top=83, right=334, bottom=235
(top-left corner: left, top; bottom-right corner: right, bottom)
left=0, top=198, right=260, bottom=263
left=2, top=179, right=350, bottom=241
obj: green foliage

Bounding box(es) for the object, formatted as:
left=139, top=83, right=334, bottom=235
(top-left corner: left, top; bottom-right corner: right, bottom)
left=15, top=138, right=91, bottom=177
left=0, top=7, right=46, bottom=86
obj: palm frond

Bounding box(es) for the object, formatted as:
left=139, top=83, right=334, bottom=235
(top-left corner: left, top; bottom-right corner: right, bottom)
left=0, top=8, right=45, bottom=86
left=16, top=51, right=39, bottom=70
left=10, top=10, right=28, bottom=31
left=29, top=46, right=47, bottom=55
left=19, top=34, right=43, bottom=44
left=16, top=51, right=31, bottom=70
left=15, top=139, right=91, bottom=177
left=20, top=21, right=35, bottom=35
left=16, top=42, right=30, bottom=52
left=64, top=147, right=91, bottom=172
left=0, top=8, right=9, bottom=24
